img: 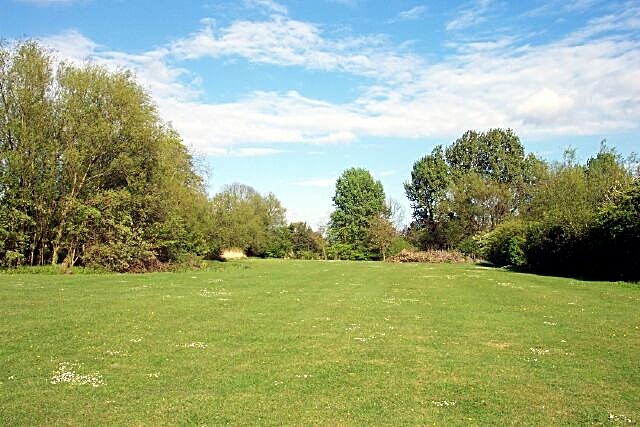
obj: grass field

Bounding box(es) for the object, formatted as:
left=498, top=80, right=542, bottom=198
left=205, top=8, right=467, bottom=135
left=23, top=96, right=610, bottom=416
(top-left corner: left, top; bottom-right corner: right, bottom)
left=0, top=259, right=638, bottom=425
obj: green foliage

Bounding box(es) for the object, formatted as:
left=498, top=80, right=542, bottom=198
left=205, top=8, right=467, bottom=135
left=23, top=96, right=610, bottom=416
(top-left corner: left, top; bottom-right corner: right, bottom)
left=589, top=179, right=640, bottom=280
left=289, top=222, right=323, bottom=259
left=405, top=129, right=539, bottom=250
left=366, top=215, right=398, bottom=260
left=404, top=146, right=449, bottom=225
left=328, top=168, right=386, bottom=259
left=476, top=144, right=638, bottom=280
left=445, top=128, right=530, bottom=184
left=265, top=226, right=293, bottom=258
left=208, top=183, right=287, bottom=257
left=480, top=220, right=529, bottom=267
left=0, top=41, right=209, bottom=270
left=387, top=236, right=413, bottom=257
left=456, top=236, right=483, bottom=259
left=326, top=243, right=370, bottom=261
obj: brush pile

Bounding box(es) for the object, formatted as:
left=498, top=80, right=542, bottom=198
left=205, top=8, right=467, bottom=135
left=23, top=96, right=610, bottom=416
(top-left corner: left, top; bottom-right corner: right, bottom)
left=388, top=249, right=472, bottom=264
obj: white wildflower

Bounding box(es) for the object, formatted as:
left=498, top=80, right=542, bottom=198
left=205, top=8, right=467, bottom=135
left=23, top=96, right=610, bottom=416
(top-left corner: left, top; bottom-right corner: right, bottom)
left=529, top=347, right=550, bottom=355
left=432, top=400, right=456, bottom=407
left=182, top=342, right=207, bottom=349
left=50, top=362, right=104, bottom=387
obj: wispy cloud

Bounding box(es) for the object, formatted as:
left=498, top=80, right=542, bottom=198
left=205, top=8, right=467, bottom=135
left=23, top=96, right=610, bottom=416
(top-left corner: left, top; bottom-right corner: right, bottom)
left=563, top=2, right=640, bottom=42
left=244, top=0, right=287, bottom=15
left=524, top=0, right=602, bottom=17
left=446, top=0, right=494, bottom=31
left=39, top=4, right=640, bottom=154
left=170, top=16, right=422, bottom=84
left=392, top=5, right=427, bottom=22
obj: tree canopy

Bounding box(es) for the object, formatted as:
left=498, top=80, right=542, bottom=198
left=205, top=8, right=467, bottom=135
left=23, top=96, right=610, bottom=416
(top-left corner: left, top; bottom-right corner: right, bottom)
left=327, top=167, right=387, bottom=260
left=0, top=41, right=208, bottom=270
left=405, top=128, right=541, bottom=249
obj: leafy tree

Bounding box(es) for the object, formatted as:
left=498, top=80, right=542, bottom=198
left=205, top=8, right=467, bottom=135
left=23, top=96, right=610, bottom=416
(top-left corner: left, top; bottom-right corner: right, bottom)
left=404, top=146, right=449, bottom=227
left=208, top=183, right=287, bottom=257
left=0, top=41, right=57, bottom=266
left=445, top=128, right=529, bottom=184
left=0, top=41, right=210, bottom=270
left=405, top=129, right=540, bottom=249
left=289, top=222, right=322, bottom=258
left=590, top=179, right=640, bottom=280
left=478, top=143, right=638, bottom=280
left=265, top=226, right=293, bottom=258
left=366, top=215, right=397, bottom=261
left=328, top=168, right=386, bottom=259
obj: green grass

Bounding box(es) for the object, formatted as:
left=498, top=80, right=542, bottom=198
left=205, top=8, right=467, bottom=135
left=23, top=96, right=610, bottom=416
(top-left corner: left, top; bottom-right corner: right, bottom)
left=1, top=259, right=638, bottom=425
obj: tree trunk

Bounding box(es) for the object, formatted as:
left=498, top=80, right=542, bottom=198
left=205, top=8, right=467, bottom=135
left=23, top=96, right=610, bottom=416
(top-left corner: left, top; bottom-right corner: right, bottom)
left=51, top=243, right=60, bottom=265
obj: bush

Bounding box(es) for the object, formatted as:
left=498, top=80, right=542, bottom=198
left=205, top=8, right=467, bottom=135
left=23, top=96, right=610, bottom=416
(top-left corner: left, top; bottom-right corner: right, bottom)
left=326, top=243, right=370, bottom=260
left=295, top=250, right=320, bottom=260
left=586, top=180, right=640, bottom=281
left=481, top=220, right=529, bottom=267
left=388, top=236, right=413, bottom=258
left=457, top=236, right=483, bottom=259
left=2, top=250, right=25, bottom=268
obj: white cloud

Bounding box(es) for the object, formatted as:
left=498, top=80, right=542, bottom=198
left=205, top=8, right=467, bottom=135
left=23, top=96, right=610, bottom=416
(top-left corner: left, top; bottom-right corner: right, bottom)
left=170, top=16, right=423, bottom=84
left=393, top=6, right=427, bottom=22
left=564, top=3, right=640, bottom=43
left=516, top=88, right=575, bottom=125
left=446, top=0, right=493, bottom=31
left=524, top=0, right=603, bottom=18
left=41, top=30, right=198, bottom=102
left=38, top=4, right=640, bottom=155
left=41, top=29, right=98, bottom=60
left=244, top=0, right=287, bottom=15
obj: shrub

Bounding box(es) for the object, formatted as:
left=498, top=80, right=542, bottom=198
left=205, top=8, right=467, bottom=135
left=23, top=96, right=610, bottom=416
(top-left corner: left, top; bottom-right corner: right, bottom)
left=481, top=220, right=529, bottom=267
left=586, top=180, right=640, bottom=281
left=457, top=236, right=483, bottom=259
left=326, top=243, right=370, bottom=260
left=83, top=239, right=157, bottom=273
left=388, top=236, right=413, bottom=258
left=2, top=250, right=25, bottom=268
left=295, top=250, right=319, bottom=260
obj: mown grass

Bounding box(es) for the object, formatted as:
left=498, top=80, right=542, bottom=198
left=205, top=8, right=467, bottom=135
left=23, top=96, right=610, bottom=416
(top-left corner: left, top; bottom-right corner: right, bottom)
left=0, top=259, right=638, bottom=425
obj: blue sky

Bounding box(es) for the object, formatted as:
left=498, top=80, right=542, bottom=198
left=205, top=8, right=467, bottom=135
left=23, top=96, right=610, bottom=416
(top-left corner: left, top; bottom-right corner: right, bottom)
left=2, top=0, right=639, bottom=227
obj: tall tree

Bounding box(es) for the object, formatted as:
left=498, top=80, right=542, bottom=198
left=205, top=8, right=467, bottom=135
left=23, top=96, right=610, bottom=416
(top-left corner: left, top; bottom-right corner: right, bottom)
left=405, top=129, right=541, bottom=249
left=328, top=168, right=386, bottom=259
left=0, top=41, right=210, bottom=270
left=0, top=41, right=58, bottom=266
left=404, top=145, right=449, bottom=226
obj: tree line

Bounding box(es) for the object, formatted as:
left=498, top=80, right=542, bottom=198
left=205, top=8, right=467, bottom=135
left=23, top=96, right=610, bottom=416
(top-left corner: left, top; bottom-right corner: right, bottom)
left=1, top=41, right=638, bottom=280
left=0, top=42, right=327, bottom=270
left=402, top=130, right=639, bottom=281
